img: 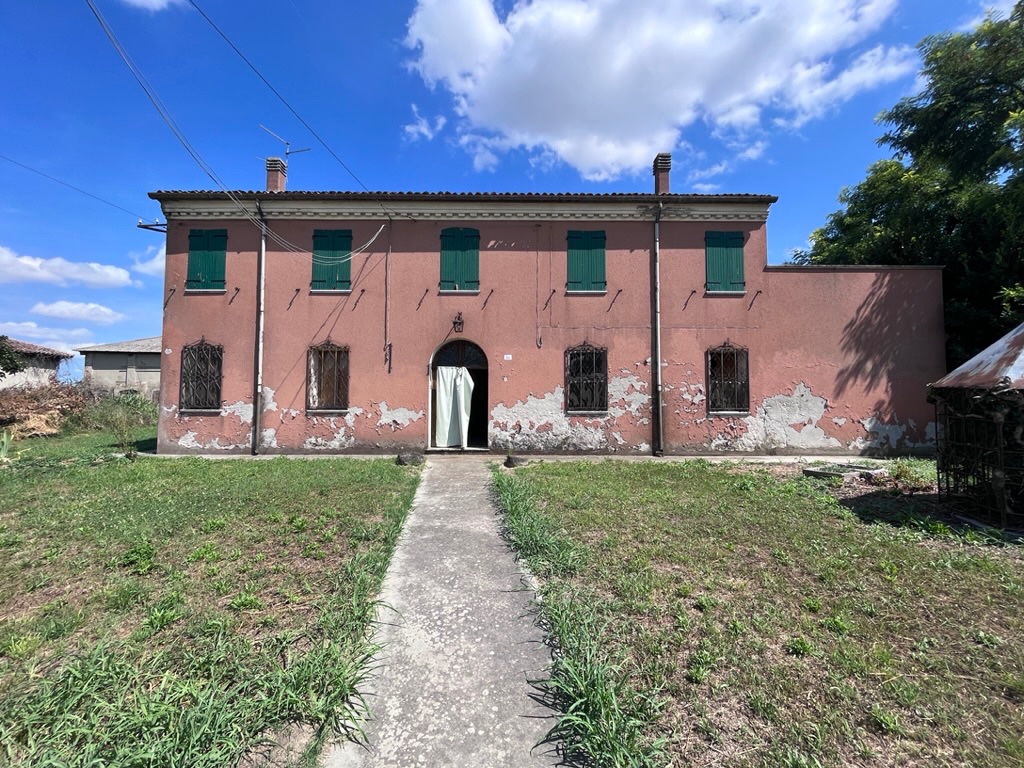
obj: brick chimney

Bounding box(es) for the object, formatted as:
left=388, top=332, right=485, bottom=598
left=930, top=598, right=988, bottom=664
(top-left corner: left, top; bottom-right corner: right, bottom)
left=653, top=153, right=671, bottom=194
left=266, top=157, right=287, bottom=192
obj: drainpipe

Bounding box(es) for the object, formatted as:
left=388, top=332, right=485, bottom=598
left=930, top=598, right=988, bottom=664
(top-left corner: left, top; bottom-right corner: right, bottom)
left=251, top=199, right=267, bottom=455
left=651, top=200, right=665, bottom=456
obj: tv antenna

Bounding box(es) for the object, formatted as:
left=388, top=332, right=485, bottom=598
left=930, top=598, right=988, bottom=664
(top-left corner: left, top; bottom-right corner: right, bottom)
left=260, top=124, right=311, bottom=160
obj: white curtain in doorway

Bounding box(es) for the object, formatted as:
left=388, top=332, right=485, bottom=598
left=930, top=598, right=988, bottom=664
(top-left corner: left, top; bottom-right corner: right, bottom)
left=435, top=366, right=474, bottom=448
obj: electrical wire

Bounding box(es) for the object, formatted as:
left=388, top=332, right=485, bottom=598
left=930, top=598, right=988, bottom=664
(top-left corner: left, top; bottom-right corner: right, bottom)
left=0, top=151, right=155, bottom=221
left=185, top=0, right=369, bottom=193
left=85, top=0, right=378, bottom=268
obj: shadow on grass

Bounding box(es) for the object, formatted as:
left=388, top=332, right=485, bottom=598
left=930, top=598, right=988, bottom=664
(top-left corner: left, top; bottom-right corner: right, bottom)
left=134, top=436, right=158, bottom=454
left=839, top=490, right=1014, bottom=544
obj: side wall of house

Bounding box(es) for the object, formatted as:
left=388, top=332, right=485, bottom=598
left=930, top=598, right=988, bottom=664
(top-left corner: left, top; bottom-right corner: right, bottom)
left=157, top=210, right=946, bottom=455
left=659, top=262, right=945, bottom=453
left=0, top=357, right=61, bottom=389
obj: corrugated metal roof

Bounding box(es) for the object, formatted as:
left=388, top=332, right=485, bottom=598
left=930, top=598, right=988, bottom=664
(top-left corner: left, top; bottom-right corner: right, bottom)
left=75, top=336, right=162, bottom=354
left=931, top=322, right=1024, bottom=389
left=149, top=190, right=778, bottom=204
left=7, top=338, right=72, bottom=359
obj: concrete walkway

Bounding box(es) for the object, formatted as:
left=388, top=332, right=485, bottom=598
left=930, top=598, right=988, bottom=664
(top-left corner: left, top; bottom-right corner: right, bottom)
left=325, top=457, right=559, bottom=768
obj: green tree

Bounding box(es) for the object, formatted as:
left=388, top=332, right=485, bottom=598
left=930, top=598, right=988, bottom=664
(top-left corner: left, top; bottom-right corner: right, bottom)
left=796, top=4, right=1024, bottom=366
left=0, top=336, right=24, bottom=380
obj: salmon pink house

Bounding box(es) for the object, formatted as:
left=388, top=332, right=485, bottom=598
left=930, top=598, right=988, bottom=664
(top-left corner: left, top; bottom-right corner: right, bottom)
left=150, top=154, right=945, bottom=455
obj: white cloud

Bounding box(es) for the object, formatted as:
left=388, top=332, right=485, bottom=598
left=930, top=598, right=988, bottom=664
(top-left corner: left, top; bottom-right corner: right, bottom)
left=405, top=0, right=917, bottom=180
left=131, top=244, right=165, bottom=277
left=31, top=301, right=125, bottom=325
left=0, top=245, right=137, bottom=288
left=0, top=322, right=92, bottom=353
left=120, top=0, right=185, bottom=10
left=404, top=104, right=448, bottom=141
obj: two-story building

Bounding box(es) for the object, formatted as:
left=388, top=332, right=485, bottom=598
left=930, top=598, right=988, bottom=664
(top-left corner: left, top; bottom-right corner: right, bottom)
left=150, top=154, right=945, bottom=455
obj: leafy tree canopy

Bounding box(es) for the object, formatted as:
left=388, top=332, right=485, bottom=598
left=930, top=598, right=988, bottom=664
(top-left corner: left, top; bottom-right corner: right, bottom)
left=795, top=3, right=1024, bottom=366
left=0, top=336, right=25, bottom=380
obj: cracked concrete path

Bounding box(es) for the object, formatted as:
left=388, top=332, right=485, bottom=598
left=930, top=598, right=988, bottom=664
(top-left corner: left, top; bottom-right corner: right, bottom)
left=325, top=457, right=559, bottom=768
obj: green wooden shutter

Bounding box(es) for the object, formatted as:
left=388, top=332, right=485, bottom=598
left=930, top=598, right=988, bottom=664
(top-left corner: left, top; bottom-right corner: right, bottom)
left=460, top=229, right=479, bottom=290
left=187, top=229, right=227, bottom=290
left=312, top=230, right=352, bottom=290
left=440, top=228, right=479, bottom=290
left=567, top=230, right=606, bottom=291
left=440, top=228, right=459, bottom=290
left=705, top=231, right=744, bottom=292
left=206, top=230, right=227, bottom=290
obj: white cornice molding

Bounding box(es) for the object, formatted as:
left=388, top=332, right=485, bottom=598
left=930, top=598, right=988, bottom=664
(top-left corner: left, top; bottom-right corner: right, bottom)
left=158, top=198, right=771, bottom=223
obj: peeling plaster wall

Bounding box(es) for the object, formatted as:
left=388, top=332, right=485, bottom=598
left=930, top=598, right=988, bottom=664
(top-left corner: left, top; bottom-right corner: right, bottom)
left=490, top=373, right=651, bottom=453
left=157, top=209, right=945, bottom=455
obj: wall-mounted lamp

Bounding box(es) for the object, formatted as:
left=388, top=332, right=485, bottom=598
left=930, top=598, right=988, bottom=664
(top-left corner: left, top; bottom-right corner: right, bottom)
left=452, top=312, right=464, bottom=333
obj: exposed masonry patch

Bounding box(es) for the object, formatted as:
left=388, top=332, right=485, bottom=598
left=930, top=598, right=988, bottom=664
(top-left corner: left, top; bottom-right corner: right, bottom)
left=377, top=401, right=425, bottom=431
left=733, top=383, right=841, bottom=452
left=833, top=417, right=848, bottom=426
left=489, top=373, right=651, bottom=452
left=848, top=417, right=907, bottom=451
left=304, top=407, right=364, bottom=450
left=221, top=401, right=253, bottom=425
left=262, top=387, right=278, bottom=413
left=261, top=429, right=278, bottom=449
left=176, top=431, right=248, bottom=451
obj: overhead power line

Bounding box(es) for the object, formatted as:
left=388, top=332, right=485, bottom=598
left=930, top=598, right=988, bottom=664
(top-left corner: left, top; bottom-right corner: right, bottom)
left=85, top=0, right=385, bottom=268
left=0, top=151, right=155, bottom=221
left=185, top=0, right=371, bottom=194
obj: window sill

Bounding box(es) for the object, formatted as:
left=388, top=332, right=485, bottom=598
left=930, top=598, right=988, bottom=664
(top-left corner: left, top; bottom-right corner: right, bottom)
left=310, top=289, right=351, bottom=295
left=438, top=290, right=480, bottom=295
left=565, top=290, right=608, bottom=295
left=184, top=289, right=227, bottom=295
left=307, top=409, right=350, bottom=415
left=566, top=410, right=609, bottom=417
left=179, top=409, right=222, bottom=416
left=707, top=411, right=751, bottom=417
left=704, top=290, right=746, bottom=297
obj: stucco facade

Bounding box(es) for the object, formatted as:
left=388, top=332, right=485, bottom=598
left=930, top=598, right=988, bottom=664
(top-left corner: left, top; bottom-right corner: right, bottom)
left=151, top=157, right=945, bottom=455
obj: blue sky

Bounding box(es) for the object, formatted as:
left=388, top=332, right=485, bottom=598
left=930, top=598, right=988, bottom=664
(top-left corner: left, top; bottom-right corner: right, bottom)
left=0, top=0, right=1011, bottom=376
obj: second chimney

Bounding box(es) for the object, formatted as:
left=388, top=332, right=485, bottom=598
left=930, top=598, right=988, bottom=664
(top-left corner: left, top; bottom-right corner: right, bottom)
left=653, top=153, right=671, bottom=194
left=266, top=157, right=287, bottom=192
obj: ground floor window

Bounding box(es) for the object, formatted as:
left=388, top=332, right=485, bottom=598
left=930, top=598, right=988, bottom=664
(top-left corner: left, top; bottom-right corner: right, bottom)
left=707, top=344, right=749, bottom=413
left=308, top=343, right=349, bottom=411
left=180, top=339, right=223, bottom=410
left=565, top=343, right=608, bottom=412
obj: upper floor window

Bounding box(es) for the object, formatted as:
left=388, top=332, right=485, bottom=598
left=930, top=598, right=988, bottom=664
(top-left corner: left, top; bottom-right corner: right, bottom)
left=440, top=227, right=480, bottom=292
left=707, top=344, right=749, bottom=413
left=705, top=231, right=745, bottom=293
left=567, top=230, right=606, bottom=292
left=565, top=343, right=608, bottom=413
left=307, top=342, right=349, bottom=411
left=186, top=229, right=227, bottom=291
left=180, top=339, right=223, bottom=410
left=311, top=230, right=352, bottom=291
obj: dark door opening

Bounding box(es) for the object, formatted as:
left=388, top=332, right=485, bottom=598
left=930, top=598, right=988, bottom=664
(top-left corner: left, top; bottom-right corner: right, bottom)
left=432, top=340, right=488, bottom=449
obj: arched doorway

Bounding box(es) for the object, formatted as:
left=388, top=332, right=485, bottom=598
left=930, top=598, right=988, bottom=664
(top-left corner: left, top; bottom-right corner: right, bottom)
left=431, top=340, right=488, bottom=449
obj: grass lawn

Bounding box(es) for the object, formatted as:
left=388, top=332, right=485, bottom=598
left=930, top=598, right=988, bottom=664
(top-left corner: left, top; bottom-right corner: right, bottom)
left=495, top=460, right=1024, bottom=768
left=0, top=428, right=420, bottom=767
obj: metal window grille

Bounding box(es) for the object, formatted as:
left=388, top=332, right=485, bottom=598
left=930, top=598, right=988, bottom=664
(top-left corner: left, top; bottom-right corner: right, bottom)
left=180, top=340, right=223, bottom=410
left=308, top=344, right=349, bottom=410
left=707, top=345, right=749, bottom=413
left=565, top=344, right=608, bottom=412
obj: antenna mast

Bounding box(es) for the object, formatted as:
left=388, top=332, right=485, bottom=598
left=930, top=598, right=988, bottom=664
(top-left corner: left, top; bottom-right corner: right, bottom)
left=259, top=124, right=311, bottom=160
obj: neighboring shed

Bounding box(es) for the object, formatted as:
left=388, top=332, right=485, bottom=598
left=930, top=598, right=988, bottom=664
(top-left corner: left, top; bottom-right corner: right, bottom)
left=929, top=322, right=1024, bottom=528
left=0, top=339, right=72, bottom=389
left=76, top=337, right=162, bottom=399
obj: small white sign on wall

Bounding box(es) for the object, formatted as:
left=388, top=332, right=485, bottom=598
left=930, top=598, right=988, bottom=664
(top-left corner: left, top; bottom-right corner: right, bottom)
left=503, top=354, right=512, bottom=361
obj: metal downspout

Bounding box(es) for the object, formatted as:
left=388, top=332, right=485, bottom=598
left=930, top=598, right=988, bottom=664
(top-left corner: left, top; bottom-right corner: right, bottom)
left=652, top=200, right=665, bottom=456
left=251, top=200, right=267, bottom=455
